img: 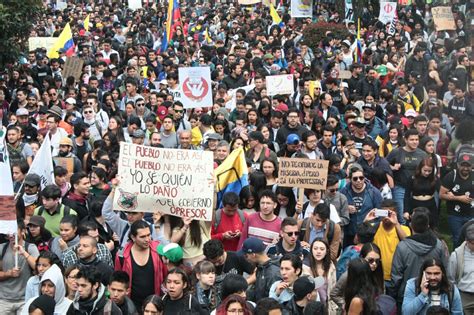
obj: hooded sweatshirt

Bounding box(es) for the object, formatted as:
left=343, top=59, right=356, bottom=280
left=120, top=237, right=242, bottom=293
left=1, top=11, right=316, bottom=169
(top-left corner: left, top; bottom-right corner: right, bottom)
left=387, top=231, right=448, bottom=303
left=22, top=264, right=73, bottom=315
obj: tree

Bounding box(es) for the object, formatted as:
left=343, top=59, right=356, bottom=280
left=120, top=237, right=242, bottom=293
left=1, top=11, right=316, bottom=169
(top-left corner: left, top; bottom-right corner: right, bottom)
left=0, top=0, right=44, bottom=68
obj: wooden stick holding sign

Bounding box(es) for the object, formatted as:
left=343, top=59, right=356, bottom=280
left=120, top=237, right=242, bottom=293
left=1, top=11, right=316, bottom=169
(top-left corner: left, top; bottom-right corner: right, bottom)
left=278, top=157, right=329, bottom=213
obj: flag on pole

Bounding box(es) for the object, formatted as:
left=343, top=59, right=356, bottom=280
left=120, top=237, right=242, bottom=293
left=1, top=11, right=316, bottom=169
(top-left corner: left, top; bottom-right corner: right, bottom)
left=270, top=3, right=284, bottom=28
left=214, top=147, right=249, bottom=208
left=203, top=28, right=212, bottom=44
left=0, top=128, right=17, bottom=234
left=47, top=23, right=75, bottom=59
left=160, top=0, right=181, bottom=52
left=354, top=18, right=362, bottom=63
left=84, top=14, right=91, bottom=32
left=26, top=134, right=55, bottom=189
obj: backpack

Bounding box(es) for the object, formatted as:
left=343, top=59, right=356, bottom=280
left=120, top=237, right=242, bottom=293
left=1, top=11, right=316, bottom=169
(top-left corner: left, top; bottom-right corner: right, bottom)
left=0, top=242, right=30, bottom=261
left=375, top=294, right=397, bottom=315
left=7, top=143, right=25, bottom=164
left=213, top=208, right=246, bottom=231
left=36, top=204, right=71, bottom=216
left=299, top=210, right=335, bottom=244
left=453, top=142, right=474, bottom=165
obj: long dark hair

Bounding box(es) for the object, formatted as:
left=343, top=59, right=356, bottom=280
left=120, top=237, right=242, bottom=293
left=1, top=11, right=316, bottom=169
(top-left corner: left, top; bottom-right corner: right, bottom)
left=274, top=186, right=296, bottom=217
left=344, top=258, right=380, bottom=315
left=415, top=258, right=451, bottom=296
left=142, top=295, right=164, bottom=313
left=382, top=124, right=404, bottom=157
left=360, top=242, right=384, bottom=292
left=309, top=238, right=332, bottom=278
left=413, top=156, right=437, bottom=190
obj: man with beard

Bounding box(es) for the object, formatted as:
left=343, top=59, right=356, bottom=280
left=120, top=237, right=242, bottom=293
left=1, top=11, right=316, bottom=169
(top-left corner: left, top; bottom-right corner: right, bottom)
left=6, top=125, right=33, bottom=166
left=16, top=106, right=37, bottom=143
left=71, top=122, right=91, bottom=164
left=68, top=267, right=121, bottom=314
left=277, top=134, right=301, bottom=158
left=55, top=137, right=82, bottom=173
left=76, top=235, right=113, bottom=286
left=149, top=131, right=162, bottom=147
left=402, top=258, right=463, bottom=314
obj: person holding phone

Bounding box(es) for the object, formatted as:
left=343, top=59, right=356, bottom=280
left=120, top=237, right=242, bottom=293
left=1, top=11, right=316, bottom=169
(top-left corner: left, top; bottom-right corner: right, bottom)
left=402, top=258, right=463, bottom=315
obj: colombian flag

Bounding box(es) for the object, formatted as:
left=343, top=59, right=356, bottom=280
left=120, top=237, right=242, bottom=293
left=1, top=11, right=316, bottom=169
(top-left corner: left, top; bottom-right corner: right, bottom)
left=160, top=0, right=181, bottom=52
left=354, top=18, right=362, bottom=63
left=270, top=3, right=284, bottom=28
left=214, top=147, right=249, bottom=208
left=47, top=23, right=75, bottom=59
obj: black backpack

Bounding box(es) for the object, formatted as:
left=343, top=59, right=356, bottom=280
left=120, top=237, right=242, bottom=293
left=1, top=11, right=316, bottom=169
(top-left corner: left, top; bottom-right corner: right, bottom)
left=7, top=143, right=26, bottom=165
left=0, top=242, right=30, bottom=261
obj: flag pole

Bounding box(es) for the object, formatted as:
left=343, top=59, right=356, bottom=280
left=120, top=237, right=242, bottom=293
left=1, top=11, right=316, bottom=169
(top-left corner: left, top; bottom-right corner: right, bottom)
left=14, top=233, right=18, bottom=268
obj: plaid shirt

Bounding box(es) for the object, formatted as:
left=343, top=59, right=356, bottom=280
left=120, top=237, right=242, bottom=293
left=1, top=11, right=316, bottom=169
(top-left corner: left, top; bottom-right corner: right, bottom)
left=62, top=243, right=113, bottom=269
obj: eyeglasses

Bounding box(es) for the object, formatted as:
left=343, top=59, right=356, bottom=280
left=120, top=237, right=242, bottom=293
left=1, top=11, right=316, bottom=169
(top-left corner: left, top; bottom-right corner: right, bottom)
left=48, top=93, right=56, bottom=96
left=328, top=188, right=338, bottom=193
left=285, top=231, right=299, bottom=237
left=136, top=103, right=145, bottom=107
left=351, top=176, right=364, bottom=182
left=84, top=111, right=93, bottom=114
left=366, top=258, right=380, bottom=265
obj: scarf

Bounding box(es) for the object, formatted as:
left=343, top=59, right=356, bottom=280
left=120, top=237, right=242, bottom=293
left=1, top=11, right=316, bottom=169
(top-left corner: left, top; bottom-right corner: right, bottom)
left=23, top=193, right=38, bottom=207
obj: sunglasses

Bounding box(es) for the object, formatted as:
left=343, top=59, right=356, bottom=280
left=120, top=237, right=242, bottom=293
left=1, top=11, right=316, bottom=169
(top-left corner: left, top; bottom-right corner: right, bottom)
left=285, top=231, right=299, bottom=237
left=84, top=111, right=93, bottom=114
left=366, top=258, right=380, bottom=265
left=174, top=109, right=184, bottom=113
left=328, top=188, right=338, bottom=193
left=352, top=176, right=364, bottom=182
left=136, top=103, right=145, bottom=107
left=25, top=184, right=37, bottom=188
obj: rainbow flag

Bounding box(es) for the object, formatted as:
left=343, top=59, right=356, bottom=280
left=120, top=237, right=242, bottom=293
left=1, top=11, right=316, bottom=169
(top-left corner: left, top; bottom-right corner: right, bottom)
left=47, top=23, right=75, bottom=59
left=160, top=0, right=181, bottom=52
left=215, top=147, right=249, bottom=208
left=270, top=3, right=284, bottom=28
left=354, top=18, right=362, bottom=63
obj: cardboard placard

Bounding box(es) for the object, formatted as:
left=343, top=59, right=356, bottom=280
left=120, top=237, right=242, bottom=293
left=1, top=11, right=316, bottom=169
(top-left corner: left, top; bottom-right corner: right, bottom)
left=53, top=157, right=74, bottom=180
left=113, top=143, right=215, bottom=221
left=432, top=7, right=456, bottom=31
left=29, top=37, right=58, bottom=56
left=62, top=57, right=84, bottom=81
left=178, top=67, right=213, bottom=109
left=278, top=158, right=329, bottom=190
left=339, top=70, right=352, bottom=79
left=291, top=0, right=313, bottom=18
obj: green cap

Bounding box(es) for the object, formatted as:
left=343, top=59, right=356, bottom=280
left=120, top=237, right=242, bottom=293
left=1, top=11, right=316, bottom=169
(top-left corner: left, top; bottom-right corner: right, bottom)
left=156, top=243, right=183, bottom=262
left=376, top=65, right=387, bottom=76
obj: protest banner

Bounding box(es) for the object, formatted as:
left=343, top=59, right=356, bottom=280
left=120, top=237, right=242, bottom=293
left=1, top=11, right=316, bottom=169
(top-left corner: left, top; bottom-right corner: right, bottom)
left=378, top=2, right=397, bottom=24
left=128, top=0, right=142, bottom=10
left=0, top=129, right=17, bottom=234
left=62, top=57, right=84, bottom=81
left=266, top=74, right=294, bottom=96
left=53, top=157, right=74, bottom=180
left=178, top=67, right=213, bottom=109
left=225, top=84, right=255, bottom=111
left=56, top=0, right=67, bottom=10
left=113, top=143, right=215, bottom=221
left=29, top=37, right=58, bottom=56
left=278, top=158, right=329, bottom=191
left=239, top=0, right=261, bottom=4
left=345, top=0, right=354, bottom=22
left=291, top=0, right=313, bottom=18
left=432, top=7, right=456, bottom=31
left=27, top=135, right=55, bottom=189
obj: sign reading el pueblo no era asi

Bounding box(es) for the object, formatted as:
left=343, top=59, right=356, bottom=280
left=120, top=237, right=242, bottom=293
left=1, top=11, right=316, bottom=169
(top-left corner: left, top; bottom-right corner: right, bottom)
left=278, top=158, right=329, bottom=190
left=113, top=143, right=214, bottom=221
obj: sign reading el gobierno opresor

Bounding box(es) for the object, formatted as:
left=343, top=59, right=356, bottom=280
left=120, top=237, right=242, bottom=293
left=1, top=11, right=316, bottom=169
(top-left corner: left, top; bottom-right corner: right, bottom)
left=278, top=158, right=329, bottom=190
left=113, top=143, right=214, bottom=221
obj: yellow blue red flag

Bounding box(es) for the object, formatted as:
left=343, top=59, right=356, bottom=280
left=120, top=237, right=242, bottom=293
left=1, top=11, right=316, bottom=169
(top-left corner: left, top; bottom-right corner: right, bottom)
left=47, top=23, right=75, bottom=59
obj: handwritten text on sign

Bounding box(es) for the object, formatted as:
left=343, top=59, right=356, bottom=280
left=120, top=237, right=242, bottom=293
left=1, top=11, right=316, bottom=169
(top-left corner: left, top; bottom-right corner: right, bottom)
left=113, top=143, right=214, bottom=221
left=278, top=158, right=329, bottom=190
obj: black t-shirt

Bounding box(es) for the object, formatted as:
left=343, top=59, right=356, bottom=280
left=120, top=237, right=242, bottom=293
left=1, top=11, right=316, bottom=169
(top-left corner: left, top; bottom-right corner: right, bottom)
left=215, top=251, right=255, bottom=289
left=131, top=251, right=155, bottom=310
left=441, top=170, right=474, bottom=217
left=163, top=294, right=207, bottom=315
left=386, top=148, right=427, bottom=188
left=75, top=142, right=88, bottom=165
left=352, top=191, right=364, bottom=212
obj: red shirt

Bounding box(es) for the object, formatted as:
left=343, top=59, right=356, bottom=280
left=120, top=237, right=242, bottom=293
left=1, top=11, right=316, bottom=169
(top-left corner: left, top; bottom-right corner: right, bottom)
left=211, top=210, right=247, bottom=251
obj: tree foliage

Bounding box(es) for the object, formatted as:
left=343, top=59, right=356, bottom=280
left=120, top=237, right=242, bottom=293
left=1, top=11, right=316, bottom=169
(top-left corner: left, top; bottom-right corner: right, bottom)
left=0, top=0, right=44, bottom=68
left=302, top=22, right=351, bottom=52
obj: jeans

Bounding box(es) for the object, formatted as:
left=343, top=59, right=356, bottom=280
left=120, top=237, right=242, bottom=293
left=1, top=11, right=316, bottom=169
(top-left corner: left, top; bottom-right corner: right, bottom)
left=392, top=185, right=406, bottom=224
left=448, top=215, right=473, bottom=247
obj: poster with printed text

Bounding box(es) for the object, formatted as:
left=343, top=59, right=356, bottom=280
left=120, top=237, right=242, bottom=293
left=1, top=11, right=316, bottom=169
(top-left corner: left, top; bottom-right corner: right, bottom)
left=378, top=2, right=397, bottom=24
left=291, top=0, right=313, bottom=18
left=432, top=7, right=456, bottom=31
left=113, top=143, right=215, bottom=221
left=178, top=67, right=213, bottom=109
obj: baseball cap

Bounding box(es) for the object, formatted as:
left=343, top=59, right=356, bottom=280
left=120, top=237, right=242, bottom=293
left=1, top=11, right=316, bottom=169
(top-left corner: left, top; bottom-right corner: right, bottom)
left=65, top=97, right=76, bottom=105
left=16, top=108, right=29, bottom=116
left=59, top=137, right=73, bottom=146
left=362, top=103, right=376, bottom=111
left=287, top=134, right=300, bottom=145
left=28, top=215, right=46, bottom=228
left=159, top=79, right=168, bottom=85
left=275, top=103, right=288, bottom=113
left=157, top=243, right=184, bottom=262
left=293, top=276, right=325, bottom=300
left=157, top=106, right=168, bottom=120
left=264, top=53, right=274, bottom=60
left=240, top=237, right=266, bottom=254
left=131, top=129, right=145, bottom=138
left=405, top=109, right=418, bottom=118
left=24, top=174, right=41, bottom=187
left=353, top=117, right=367, bottom=126
left=207, top=133, right=222, bottom=141
left=458, top=152, right=474, bottom=166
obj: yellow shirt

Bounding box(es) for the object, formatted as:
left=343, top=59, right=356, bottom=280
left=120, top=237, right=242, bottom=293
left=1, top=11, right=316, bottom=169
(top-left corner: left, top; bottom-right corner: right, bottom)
left=373, top=224, right=411, bottom=280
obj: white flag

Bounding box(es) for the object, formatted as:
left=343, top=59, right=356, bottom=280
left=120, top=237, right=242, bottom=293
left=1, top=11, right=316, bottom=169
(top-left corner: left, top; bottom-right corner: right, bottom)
left=0, top=127, right=18, bottom=234
left=27, top=134, right=55, bottom=189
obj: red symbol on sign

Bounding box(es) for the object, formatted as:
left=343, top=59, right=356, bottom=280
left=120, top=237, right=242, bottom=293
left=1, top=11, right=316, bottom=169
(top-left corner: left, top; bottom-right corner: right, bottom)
left=182, top=77, right=209, bottom=101
left=384, top=3, right=393, bottom=13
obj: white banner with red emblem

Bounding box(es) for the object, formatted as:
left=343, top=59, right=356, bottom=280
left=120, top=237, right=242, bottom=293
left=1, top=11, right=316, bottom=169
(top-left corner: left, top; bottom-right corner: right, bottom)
left=178, top=67, right=213, bottom=109
left=379, top=2, right=397, bottom=25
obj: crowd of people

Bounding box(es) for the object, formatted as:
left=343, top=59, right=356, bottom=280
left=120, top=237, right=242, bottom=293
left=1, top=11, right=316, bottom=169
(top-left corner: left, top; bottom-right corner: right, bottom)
left=0, top=0, right=473, bottom=314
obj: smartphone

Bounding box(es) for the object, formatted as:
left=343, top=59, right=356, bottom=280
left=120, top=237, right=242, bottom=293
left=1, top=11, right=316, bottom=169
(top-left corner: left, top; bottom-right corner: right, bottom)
left=374, top=209, right=389, bottom=218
